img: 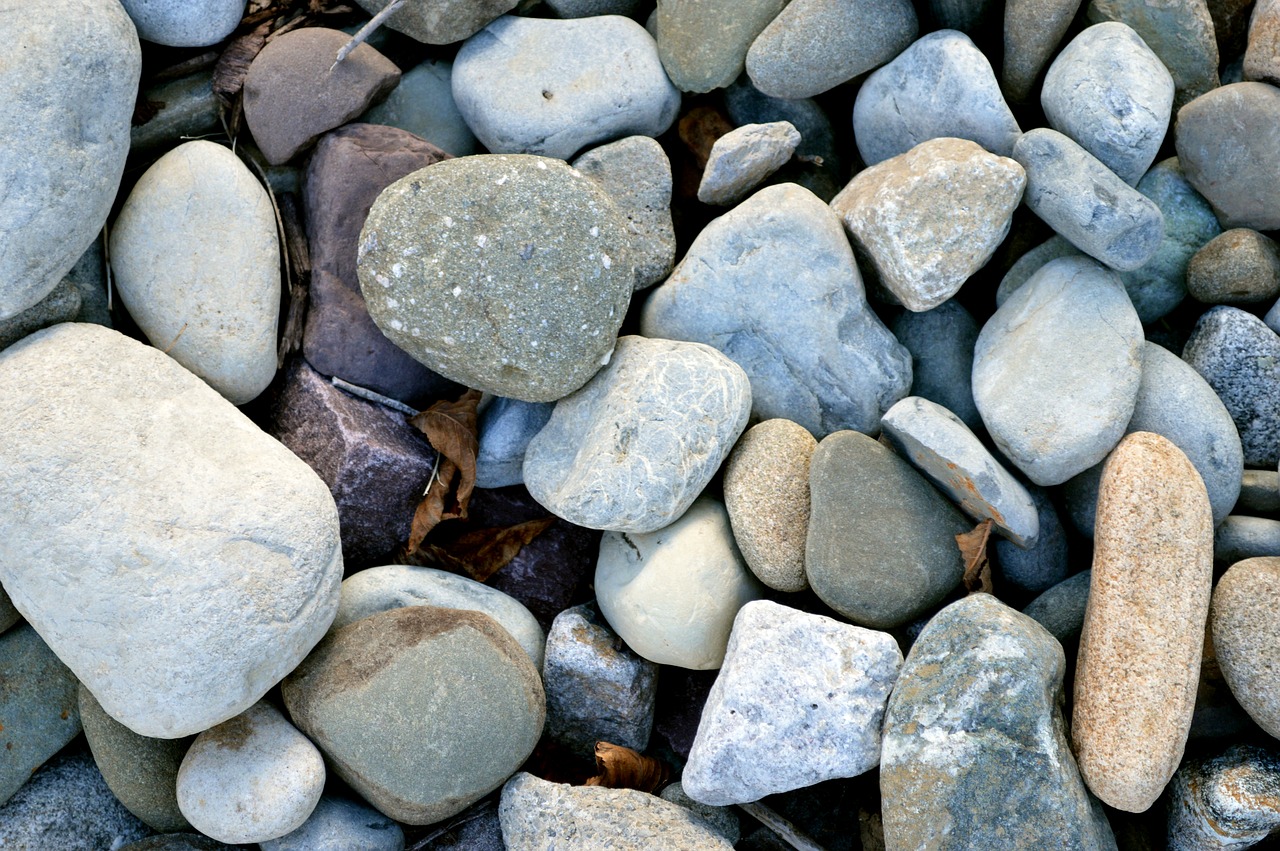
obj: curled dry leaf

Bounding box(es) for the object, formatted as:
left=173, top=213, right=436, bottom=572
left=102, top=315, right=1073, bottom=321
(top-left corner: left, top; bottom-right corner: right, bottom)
left=403, top=389, right=482, bottom=555
left=956, top=518, right=994, bottom=595
left=398, top=516, right=556, bottom=582
left=678, top=105, right=734, bottom=171
left=583, top=742, right=671, bottom=794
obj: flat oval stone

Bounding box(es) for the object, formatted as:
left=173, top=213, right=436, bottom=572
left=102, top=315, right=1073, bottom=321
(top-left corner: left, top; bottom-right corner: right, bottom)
left=353, top=0, right=517, bottom=44
left=358, top=154, right=633, bottom=403
left=110, top=141, right=280, bottom=405
left=0, top=324, right=343, bottom=739
left=891, top=301, right=981, bottom=430
left=1215, top=516, right=1280, bottom=563
left=523, top=336, right=751, bottom=533
left=654, top=0, right=787, bottom=93
left=0, top=625, right=81, bottom=807
left=1238, top=469, right=1280, bottom=513
left=260, top=796, right=404, bottom=851
left=1022, top=570, right=1093, bottom=645
left=452, top=15, right=680, bottom=160
left=119, top=0, right=245, bottom=47
left=1073, top=432, right=1214, bottom=812
left=640, top=183, right=911, bottom=436
left=973, top=255, right=1145, bottom=486
left=282, top=605, right=545, bottom=825
left=0, top=0, right=139, bottom=319
left=1211, top=557, right=1280, bottom=738
left=806, top=430, right=969, bottom=628
left=697, top=121, right=801, bottom=206
left=1189, top=228, right=1280, bottom=305
left=1167, top=745, right=1280, bottom=851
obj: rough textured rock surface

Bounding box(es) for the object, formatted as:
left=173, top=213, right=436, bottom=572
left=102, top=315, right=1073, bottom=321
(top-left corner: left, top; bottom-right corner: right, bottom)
left=119, top=0, right=245, bottom=47
left=1211, top=558, right=1280, bottom=739
left=353, top=0, right=517, bottom=44
left=1073, top=432, right=1214, bottom=812
left=654, top=0, right=787, bottom=93
left=1167, top=745, right=1280, bottom=851
left=1246, top=0, right=1280, bottom=84
left=1189, top=228, right=1280, bottom=305
left=1086, top=0, right=1219, bottom=108
left=891, top=301, right=981, bottom=430
left=0, top=324, right=343, bottom=739
left=697, top=121, right=801, bottom=206
left=0, top=625, right=81, bottom=807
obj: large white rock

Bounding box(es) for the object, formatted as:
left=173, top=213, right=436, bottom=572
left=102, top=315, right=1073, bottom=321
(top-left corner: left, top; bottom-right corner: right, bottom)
left=0, top=324, right=343, bottom=739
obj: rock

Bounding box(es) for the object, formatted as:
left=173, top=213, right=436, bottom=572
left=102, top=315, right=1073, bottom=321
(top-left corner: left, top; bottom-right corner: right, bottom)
left=572, top=136, right=676, bottom=290
left=333, top=564, right=545, bottom=667
left=891, top=302, right=982, bottom=430
left=60, top=240, right=112, bottom=329
left=654, top=0, right=786, bottom=93
left=260, top=796, right=405, bottom=851
left=453, top=15, right=680, bottom=160
left=1239, top=469, right=1280, bottom=514
left=996, top=235, right=1084, bottom=307
left=0, top=0, right=139, bottom=320
left=852, top=30, right=1022, bottom=166
left=806, top=430, right=969, bottom=628
left=176, top=702, right=325, bottom=844
left=1013, top=128, right=1165, bottom=271
left=683, top=601, right=902, bottom=804
left=723, top=420, right=816, bottom=592
left=994, top=484, right=1070, bottom=593
left=1212, top=558, right=1280, bottom=738
left=1189, top=228, right=1280, bottom=304
left=1073, top=432, right=1214, bottom=812
left=1176, top=82, right=1280, bottom=231
left=697, top=121, right=800, bottom=206
left=1022, top=570, right=1092, bottom=644
left=745, top=0, right=918, bottom=99
left=358, top=154, right=634, bottom=402
left=1167, top=745, right=1280, bottom=850
left=640, top=183, right=911, bottom=436
left=130, top=71, right=223, bottom=156
left=0, top=324, right=343, bottom=739
left=882, top=396, right=1040, bottom=546
left=1003, top=0, right=1084, bottom=103
left=881, top=594, right=1114, bottom=849
left=361, top=60, right=477, bottom=157
left=476, top=397, right=554, bottom=489
left=413, top=799, right=504, bottom=850
left=543, top=602, right=658, bottom=756
left=831, top=137, right=1025, bottom=312
left=0, top=277, right=82, bottom=353
left=1216, top=517, right=1280, bottom=563
left=723, top=79, right=843, bottom=201
left=0, top=588, right=19, bottom=634
left=282, top=606, right=544, bottom=824
left=302, top=123, right=459, bottom=409
left=1086, top=0, right=1219, bottom=109
left=499, top=772, right=733, bottom=850
left=271, top=360, right=436, bottom=567
left=523, top=336, right=751, bottom=532
left=119, top=0, right=244, bottom=47
left=973, top=256, right=1145, bottom=486
left=1246, top=0, right=1280, bottom=84
left=80, top=686, right=192, bottom=832
left=659, top=783, right=740, bottom=845
left=548, top=0, right=642, bottom=14
left=1183, top=306, right=1280, bottom=467
left=119, top=836, right=231, bottom=851
left=595, top=497, right=765, bottom=669
left=352, top=0, right=517, bottom=44
left=0, top=750, right=151, bottom=850
left=244, top=28, right=400, bottom=165
left=110, top=140, right=279, bottom=405
left=0, top=625, right=80, bottom=806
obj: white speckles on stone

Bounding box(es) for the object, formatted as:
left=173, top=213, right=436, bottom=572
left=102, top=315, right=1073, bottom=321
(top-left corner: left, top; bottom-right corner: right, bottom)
left=537, top=160, right=548, bottom=169
left=602, top=254, right=612, bottom=268
left=384, top=298, right=398, bottom=309
left=590, top=226, right=600, bottom=237
left=391, top=263, right=404, bottom=278
left=452, top=286, right=463, bottom=296
left=476, top=235, right=489, bottom=248
left=389, top=319, right=403, bottom=331
left=443, top=216, right=455, bottom=227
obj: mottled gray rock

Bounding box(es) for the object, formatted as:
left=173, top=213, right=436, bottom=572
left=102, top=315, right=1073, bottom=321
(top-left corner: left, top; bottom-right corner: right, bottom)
left=130, top=71, right=223, bottom=156
left=1086, top=0, right=1219, bottom=109
left=1042, top=23, right=1174, bottom=185
left=1013, top=128, right=1165, bottom=271
left=0, top=0, right=139, bottom=319
left=1176, top=83, right=1280, bottom=231
left=361, top=60, right=477, bottom=157
left=453, top=15, right=680, bottom=160
left=995, top=484, right=1071, bottom=593
left=1215, top=517, right=1280, bottom=563
left=881, top=594, right=1114, bottom=849
left=261, top=796, right=404, bottom=851
left=996, top=236, right=1083, bottom=307
left=745, top=0, right=919, bottom=99
left=476, top=397, right=554, bottom=489
left=659, top=783, right=740, bottom=845
left=973, top=256, right=1145, bottom=486
left=832, top=137, right=1025, bottom=311
left=1167, top=745, right=1280, bottom=850
left=655, top=0, right=786, bottom=93
left=1239, top=469, right=1280, bottom=513
left=358, top=154, right=633, bottom=402
left=852, top=30, right=1022, bottom=166
left=120, top=0, right=244, bottom=47
left=882, top=396, right=1040, bottom=546
left=698, top=121, right=800, bottom=206
left=641, top=183, right=911, bottom=436
left=0, top=625, right=80, bottom=806
left=353, top=0, right=517, bottom=44
left=0, top=277, right=81, bottom=353
left=683, top=601, right=902, bottom=805
left=0, top=324, right=343, bottom=739
left=334, top=565, right=545, bottom=668
left=1246, top=0, right=1280, bottom=84
left=1212, top=558, right=1280, bottom=738
left=573, top=136, right=676, bottom=290
left=1003, top=0, right=1084, bottom=102
left=110, top=140, right=279, bottom=405
left=1023, top=570, right=1092, bottom=644
left=283, top=606, right=545, bottom=825
left=806, top=430, right=969, bottom=628
left=1190, top=228, right=1280, bottom=305
left=595, top=497, right=765, bottom=669
left=543, top=603, right=658, bottom=755
left=891, top=301, right=981, bottom=430
left=523, top=336, right=751, bottom=532
left=500, top=773, right=733, bottom=850
left=1184, top=306, right=1280, bottom=467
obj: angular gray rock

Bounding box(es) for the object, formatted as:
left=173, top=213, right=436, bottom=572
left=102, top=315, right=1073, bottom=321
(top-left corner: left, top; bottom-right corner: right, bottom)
left=0, top=324, right=343, bottom=739
left=0, top=625, right=81, bottom=807
left=654, top=0, right=787, bottom=93
left=0, top=0, right=139, bottom=319
left=891, top=301, right=982, bottom=430
left=1190, top=228, right=1280, bottom=304
left=1003, top=0, right=1083, bottom=102
left=361, top=60, right=478, bottom=157
left=641, top=183, right=911, bottom=437
left=453, top=15, right=680, bottom=160
left=973, top=256, right=1145, bottom=486
left=683, top=601, right=902, bottom=805
left=260, top=796, right=405, bottom=851
left=1167, top=745, right=1280, bottom=851
left=1212, top=558, right=1280, bottom=738
left=119, top=0, right=245, bottom=47
left=723, top=78, right=844, bottom=201
left=476, top=397, right=554, bottom=489
left=523, top=336, right=751, bottom=533
left=1086, top=0, right=1219, bottom=109
left=697, top=121, right=800, bottom=206
left=352, top=0, right=517, bottom=44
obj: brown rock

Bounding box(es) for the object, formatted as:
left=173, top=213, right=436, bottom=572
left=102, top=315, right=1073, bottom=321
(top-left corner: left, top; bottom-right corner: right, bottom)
left=1246, top=0, right=1280, bottom=86
left=1211, top=557, right=1280, bottom=739
left=1003, top=0, right=1082, bottom=103
left=1186, top=228, right=1280, bottom=305
left=243, top=28, right=400, bottom=166
left=1072, top=432, right=1214, bottom=812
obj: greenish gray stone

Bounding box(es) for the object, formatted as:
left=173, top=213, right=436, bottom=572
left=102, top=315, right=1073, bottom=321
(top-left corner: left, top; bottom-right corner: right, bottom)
left=358, top=154, right=633, bottom=403
left=1023, top=570, right=1092, bottom=645
left=655, top=0, right=787, bottom=93
left=0, top=625, right=81, bottom=806
left=805, top=430, right=969, bottom=628
left=1238, top=469, right=1280, bottom=513
left=1212, top=559, right=1280, bottom=739
left=361, top=60, right=477, bottom=157
left=353, top=0, right=517, bottom=44
left=130, top=72, right=222, bottom=155
left=1087, top=0, right=1219, bottom=109
left=881, top=594, right=1117, bottom=849
left=79, top=685, right=192, bottom=832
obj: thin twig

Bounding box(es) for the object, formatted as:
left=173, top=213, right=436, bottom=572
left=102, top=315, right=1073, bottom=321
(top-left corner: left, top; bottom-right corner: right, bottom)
left=330, top=0, right=405, bottom=70
left=162, top=323, right=189, bottom=354
left=101, top=223, right=113, bottom=312
left=329, top=376, right=418, bottom=416
left=737, top=801, right=828, bottom=851
left=234, top=148, right=291, bottom=361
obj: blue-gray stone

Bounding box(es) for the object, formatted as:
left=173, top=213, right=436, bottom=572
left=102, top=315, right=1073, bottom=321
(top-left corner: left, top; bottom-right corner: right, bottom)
left=881, top=593, right=1117, bottom=850
left=361, top=60, right=478, bottom=157
left=724, top=79, right=842, bottom=201
left=260, top=796, right=404, bottom=851
left=0, top=625, right=81, bottom=806
left=1022, top=570, right=1092, bottom=644
left=995, top=483, right=1070, bottom=594
left=1238, top=469, right=1280, bottom=514
left=476, top=397, right=554, bottom=489
left=1214, top=516, right=1280, bottom=563
left=119, top=0, right=244, bottom=47
left=697, top=121, right=800, bottom=207
left=1013, top=128, right=1165, bottom=272
left=973, top=256, right=1145, bottom=486
left=996, top=236, right=1083, bottom=307
left=891, top=301, right=981, bottom=431
left=546, top=0, right=642, bottom=15
left=1184, top=306, right=1280, bottom=467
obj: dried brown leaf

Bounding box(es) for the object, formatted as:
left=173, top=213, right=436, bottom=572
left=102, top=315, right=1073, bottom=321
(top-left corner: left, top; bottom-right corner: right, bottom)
left=678, top=105, right=734, bottom=170
left=213, top=21, right=270, bottom=105
left=583, top=742, right=671, bottom=793
left=957, top=518, right=994, bottom=594
left=400, top=516, right=556, bottom=582
left=404, top=389, right=481, bottom=554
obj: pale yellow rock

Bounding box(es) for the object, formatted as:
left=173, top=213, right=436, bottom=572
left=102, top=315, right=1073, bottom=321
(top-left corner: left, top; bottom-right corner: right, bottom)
left=1072, top=431, right=1214, bottom=812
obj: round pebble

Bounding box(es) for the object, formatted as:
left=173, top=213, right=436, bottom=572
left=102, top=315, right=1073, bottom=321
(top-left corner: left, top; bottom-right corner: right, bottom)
left=1212, top=557, right=1280, bottom=739
left=1188, top=228, right=1280, bottom=305
left=119, top=0, right=245, bottom=47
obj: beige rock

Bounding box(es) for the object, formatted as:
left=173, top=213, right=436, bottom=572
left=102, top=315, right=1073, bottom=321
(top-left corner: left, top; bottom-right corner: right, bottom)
left=723, top=419, right=816, bottom=592
left=1072, top=432, right=1214, bottom=812
left=1211, top=557, right=1280, bottom=738
left=1245, top=0, right=1280, bottom=85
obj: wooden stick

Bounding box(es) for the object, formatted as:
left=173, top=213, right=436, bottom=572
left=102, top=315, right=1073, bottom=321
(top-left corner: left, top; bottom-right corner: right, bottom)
left=737, top=801, right=829, bottom=851
left=330, top=0, right=405, bottom=70
left=330, top=376, right=418, bottom=416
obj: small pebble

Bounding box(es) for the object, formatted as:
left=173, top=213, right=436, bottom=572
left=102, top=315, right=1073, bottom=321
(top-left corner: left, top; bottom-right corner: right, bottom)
left=361, top=60, right=478, bottom=156
left=697, top=121, right=800, bottom=206
left=1238, top=469, right=1280, bottom=514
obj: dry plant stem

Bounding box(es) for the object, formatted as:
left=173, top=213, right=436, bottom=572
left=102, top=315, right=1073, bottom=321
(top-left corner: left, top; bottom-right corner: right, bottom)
left=233, top=148, right=293, bottom=365
left=331, top=0, right=405, bottom=70
left=101, top=224, right=113, bottom=312
left=737, top=801, right=829, bottom=851
left=329, top=376, right=419, bottom=415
